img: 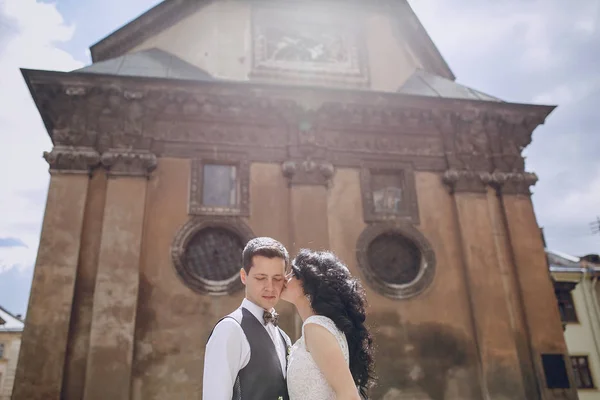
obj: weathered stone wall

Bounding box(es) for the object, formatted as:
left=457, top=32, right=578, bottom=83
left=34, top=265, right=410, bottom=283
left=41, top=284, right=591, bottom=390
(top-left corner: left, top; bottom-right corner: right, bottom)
left=14, top=68, right=572, bottom=399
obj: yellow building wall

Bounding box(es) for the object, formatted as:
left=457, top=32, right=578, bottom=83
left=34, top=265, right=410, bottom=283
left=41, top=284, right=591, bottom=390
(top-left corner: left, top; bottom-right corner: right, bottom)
left=564, top=281, right=600, bottom=399
left=130, top=0, right=420, bottom=91
left=0, top=332, right=22, bottom=400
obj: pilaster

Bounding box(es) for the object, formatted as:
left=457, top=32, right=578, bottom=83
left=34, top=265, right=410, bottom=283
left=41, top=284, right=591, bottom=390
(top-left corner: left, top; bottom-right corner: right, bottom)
left=82, top=150, right=156, bottom=400
left=12, top=148, right=98, bottom=400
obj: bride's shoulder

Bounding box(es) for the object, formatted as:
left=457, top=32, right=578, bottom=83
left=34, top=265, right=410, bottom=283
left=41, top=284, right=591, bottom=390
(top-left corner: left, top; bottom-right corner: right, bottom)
left=303, top=315, right=341, bottom=336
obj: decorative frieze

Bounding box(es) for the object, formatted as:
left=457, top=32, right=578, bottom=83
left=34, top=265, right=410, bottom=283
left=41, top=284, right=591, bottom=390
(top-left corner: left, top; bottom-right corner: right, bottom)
left=43, top=145, right=100, bottom=174
left=25, top=70, right=554, bottom=177
left=100, top=149, right=157, bottom=177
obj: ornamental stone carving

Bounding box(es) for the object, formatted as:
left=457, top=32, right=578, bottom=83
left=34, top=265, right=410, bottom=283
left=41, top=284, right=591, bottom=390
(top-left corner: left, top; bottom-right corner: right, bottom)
left=360, top=162, right=420, bottom=224
left=490, top=171, right=539, bottom=195
left=281, top=159, right=335, bottom=187
left=25, top=70, right=554, bottom=178
left=43, top=145, right=101, bottom=174
left=100, top=149, right=157, bottom=177
left=250, top=7, right=369, bottom=87
left=442, top=169, right=538, bottom=195
left=441, top=169, right=488, bottom=194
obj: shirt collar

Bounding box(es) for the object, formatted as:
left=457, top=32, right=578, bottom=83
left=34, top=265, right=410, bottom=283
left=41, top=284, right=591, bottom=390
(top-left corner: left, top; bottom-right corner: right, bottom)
left=242, top=298, right=274, bottom=324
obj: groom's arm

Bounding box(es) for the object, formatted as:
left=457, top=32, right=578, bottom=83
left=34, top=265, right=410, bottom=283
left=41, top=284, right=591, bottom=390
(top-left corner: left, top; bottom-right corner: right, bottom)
left=202, top=319, right=250, bottom=400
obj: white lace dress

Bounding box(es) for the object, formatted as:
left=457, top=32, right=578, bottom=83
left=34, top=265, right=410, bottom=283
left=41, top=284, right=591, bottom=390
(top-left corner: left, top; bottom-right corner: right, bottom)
left=287, top=315, right=349, bottom=400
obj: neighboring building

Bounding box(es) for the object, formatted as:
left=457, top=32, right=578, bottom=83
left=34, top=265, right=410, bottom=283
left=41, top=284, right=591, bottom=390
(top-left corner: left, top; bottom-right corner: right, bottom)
left=549, top=249, right=600, bottom=399
left=14, top=1, right=572, bottom=399
left=0, top=306, right=24, bottom=400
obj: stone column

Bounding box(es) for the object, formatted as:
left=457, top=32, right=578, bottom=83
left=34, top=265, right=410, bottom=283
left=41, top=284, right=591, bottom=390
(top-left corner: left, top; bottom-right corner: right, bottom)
left=443, top=170, right=529, bottom=400
left=282, top=158, right=334, bottom=337
left=498, top=173, right=579, bottom=400
left=282, top=158, right=334, bottom=253
left=82, top=150, right=156, bottom=400
left=12, top=146, right=100, bottom=400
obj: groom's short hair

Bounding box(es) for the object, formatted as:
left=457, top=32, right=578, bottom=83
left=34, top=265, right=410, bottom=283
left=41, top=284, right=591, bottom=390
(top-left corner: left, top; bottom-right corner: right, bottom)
left=242, top=237, right=289, bottom=273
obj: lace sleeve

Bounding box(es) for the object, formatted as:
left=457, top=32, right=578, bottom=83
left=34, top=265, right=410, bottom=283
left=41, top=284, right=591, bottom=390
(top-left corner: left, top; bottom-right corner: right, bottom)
left=302, top=315, right=349, bottom=363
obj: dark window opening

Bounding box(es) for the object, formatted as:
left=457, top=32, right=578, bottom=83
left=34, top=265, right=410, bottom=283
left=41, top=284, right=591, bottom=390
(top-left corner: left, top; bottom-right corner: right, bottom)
left=556, top=290, right=578, bottom=323
left=542, top=354, right=570, bottom=389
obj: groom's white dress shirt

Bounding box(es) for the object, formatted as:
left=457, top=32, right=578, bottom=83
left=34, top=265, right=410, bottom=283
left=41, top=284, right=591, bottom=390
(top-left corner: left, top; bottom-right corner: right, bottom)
left=202, top=298, right=287, bottom=400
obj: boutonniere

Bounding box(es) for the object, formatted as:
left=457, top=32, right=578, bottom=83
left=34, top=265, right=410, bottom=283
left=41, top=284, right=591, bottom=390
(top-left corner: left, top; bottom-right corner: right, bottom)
left=278, top=397, right=284, bottom=400
left=286, top=345, right=291, bottom=362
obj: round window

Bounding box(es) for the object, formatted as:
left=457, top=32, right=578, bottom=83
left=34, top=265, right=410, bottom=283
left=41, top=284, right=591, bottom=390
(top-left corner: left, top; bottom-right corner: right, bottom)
left=357, top=223, right=435, bottom=299
left=172, top=218, right=254, bottom=295
left=367, top=233, right=422, bottom=285
left=185, top=228, right=244, bottom=281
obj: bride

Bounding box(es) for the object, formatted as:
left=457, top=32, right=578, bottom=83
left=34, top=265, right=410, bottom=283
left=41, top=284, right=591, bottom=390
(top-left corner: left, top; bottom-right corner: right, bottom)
left=281, top=249, right=375, bottom=400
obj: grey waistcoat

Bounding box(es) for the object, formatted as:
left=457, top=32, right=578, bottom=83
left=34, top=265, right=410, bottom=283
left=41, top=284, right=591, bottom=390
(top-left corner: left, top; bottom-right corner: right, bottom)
left=209, top=307, right=289, bottom=400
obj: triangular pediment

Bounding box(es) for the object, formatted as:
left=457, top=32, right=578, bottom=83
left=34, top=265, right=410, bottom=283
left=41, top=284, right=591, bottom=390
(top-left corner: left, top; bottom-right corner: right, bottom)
left=90, top=0, right=455, bottom=82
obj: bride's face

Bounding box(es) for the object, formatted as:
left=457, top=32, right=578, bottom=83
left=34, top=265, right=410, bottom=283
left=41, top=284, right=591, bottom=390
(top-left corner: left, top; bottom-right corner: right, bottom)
left=281, top=270, right=304, bottom=304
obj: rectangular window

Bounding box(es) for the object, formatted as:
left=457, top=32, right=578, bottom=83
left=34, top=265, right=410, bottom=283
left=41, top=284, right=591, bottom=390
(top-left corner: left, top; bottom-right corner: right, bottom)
left=542, top=354, right=570, bottom=389
left=371, top=171, right=405, bottom=214
left=202, top=164, right=238, bottom=208
left=189, top=159, right=250, bottom=217
left=556, top=290, right=578, bottom=323
left=0, top=343, right=4, bottom=359
left=571, top=356, right=595, bottom=389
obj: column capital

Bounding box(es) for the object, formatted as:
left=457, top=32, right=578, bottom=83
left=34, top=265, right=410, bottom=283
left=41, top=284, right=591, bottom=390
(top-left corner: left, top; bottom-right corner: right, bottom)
left=43, top=146, right=100, bottom=174
left=281, top=159, right=335, bottom=187
left=442, top=169, right=538, bottom=195
left=100, top=149, right=157, bottom=178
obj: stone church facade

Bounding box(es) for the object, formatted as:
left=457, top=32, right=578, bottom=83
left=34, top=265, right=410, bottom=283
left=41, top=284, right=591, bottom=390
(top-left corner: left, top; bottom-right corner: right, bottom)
left=14, top=1, right=576, bottom=399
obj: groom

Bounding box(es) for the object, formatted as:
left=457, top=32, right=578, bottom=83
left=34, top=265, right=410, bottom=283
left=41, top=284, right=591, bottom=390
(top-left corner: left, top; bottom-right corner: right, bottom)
left=203, top=237, right=291, bottom=400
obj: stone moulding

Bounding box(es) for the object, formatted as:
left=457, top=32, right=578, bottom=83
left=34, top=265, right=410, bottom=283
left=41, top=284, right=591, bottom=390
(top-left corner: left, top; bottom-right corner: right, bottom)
left=171, top=217, right=255, bottom=295
left=356, top=222, right=436, bottom=299
left=100, top=149, right=157, bottom=177
left=442, top=169, right=538, bottom=195
left=43, top=145, right=101, bottom=174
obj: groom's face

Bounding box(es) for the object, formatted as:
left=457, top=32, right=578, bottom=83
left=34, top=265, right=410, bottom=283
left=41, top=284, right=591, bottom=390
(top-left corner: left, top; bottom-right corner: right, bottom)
left=240, top=255, right=286, bottom=310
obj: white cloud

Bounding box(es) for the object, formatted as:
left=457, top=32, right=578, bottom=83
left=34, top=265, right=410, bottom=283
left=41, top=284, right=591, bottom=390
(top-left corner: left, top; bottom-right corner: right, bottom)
left=532, top=77, right=600, bottom=105
left=0, top=245, right=36, bottom=274
left=0, top=0, right=83, bottom=273
left=409, top=0, right=600, bottom=256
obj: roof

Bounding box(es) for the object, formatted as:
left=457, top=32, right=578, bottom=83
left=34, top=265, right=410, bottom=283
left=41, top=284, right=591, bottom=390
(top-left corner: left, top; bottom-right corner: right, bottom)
left=75, top=48, right=214, bottom=81
left=398, top=69, right=502, bottom=102
left=0, top=305, right=24, bottom=332
left=546, top=249, right=581, bottom=269
left=89, top=0, right=455, bottom=81
left=546, top=249, right=600, bottom=275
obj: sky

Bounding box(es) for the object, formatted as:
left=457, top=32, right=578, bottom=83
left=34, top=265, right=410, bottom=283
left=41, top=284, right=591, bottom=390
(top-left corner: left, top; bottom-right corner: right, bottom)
left=0, top=0, right=599, bottom=316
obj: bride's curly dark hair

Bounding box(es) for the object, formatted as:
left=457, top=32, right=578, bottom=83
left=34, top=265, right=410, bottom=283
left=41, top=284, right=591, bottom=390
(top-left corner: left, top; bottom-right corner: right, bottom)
left=292, top=249, right=375, bottom=397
